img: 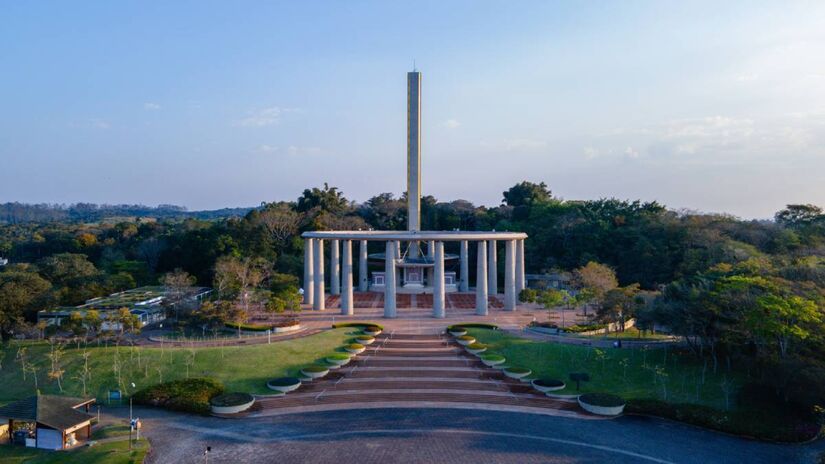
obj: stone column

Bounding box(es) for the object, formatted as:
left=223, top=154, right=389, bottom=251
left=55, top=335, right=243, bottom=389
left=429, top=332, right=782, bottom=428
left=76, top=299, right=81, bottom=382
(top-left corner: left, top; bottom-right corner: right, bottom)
left=358, top=240, right=368, bottom=292
left=384, top=241, right=397, bottom=318
left=329, top=239, right=340, bottom=295
left=433, top=241, right=446, bottom=318
left=488, top=240, right=498, bottom=295
left=476, top=241, right=488, bottom=315
left=503, top=240, right=516, bottom=311
left=313, top=239, right=325, bottom=311
left=303, top=238, right=314, bottom=305
left=341, top=240, right=354, bottom=315
left=516, top=239, right=526, bottom=292
left=459, top=240, right=469, bottom=292
left=426, top=240, right=435, bottom=287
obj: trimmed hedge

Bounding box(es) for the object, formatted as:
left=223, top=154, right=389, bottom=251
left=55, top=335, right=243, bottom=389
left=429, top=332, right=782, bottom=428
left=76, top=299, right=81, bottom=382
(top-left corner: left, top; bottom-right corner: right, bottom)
left=579, top=393, right=625, bottom=407
left=480, top=354, right=505, bottom=362
left=457, top=335, right=475, bottom=341
left=564, top=323, right=608, bottom=333
left=302, top=365, right=329, bottom=373
left=467, top=343, right=487, bottom=350
left=504, top=367, right=531, bottom=375
left=225, top=322, right=271, bottom=332
left=332, top=322, right=384, bottom=330
left=327, top=353, right=351, bottom=361
left=346, top=343, right=365, bottom=350
left=533, top=379, right=565, bottom=388
left=626, top=399, right=821, bottom=443
left=447, top=323, right=499, bottom=331
left=133, top=377, right=224, bottom=415
left=267, top=377, right=301, bottom=387
left=210, top=392, right=254, bottom=407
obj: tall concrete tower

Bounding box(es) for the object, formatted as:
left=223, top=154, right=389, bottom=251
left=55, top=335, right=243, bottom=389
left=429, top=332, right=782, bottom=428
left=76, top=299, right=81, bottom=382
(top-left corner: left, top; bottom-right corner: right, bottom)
left=407, top=70, right=422, bottom=233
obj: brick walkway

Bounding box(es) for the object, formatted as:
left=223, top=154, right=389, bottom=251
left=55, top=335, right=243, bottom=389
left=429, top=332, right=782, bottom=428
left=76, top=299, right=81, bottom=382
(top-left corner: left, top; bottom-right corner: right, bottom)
left=243, top=332, right=591, bottom=419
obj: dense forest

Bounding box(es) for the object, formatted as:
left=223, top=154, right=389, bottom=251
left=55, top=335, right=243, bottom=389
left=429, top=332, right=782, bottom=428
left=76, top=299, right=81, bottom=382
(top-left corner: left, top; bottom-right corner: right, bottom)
left=2, top=182, right=825, bottom=419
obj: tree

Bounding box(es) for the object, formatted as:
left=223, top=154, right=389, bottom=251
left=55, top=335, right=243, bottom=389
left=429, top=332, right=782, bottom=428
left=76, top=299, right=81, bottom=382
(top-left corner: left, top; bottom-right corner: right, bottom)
left=574, top=262, right=618, bottom=316
left=296, top=183, right=349, bottom=213
left=256, top=203, right=301, bottom=246
left=214, top=256, right=271, bottom=311
left=83, top=309, right=102, bottom=334
left=0, top=269, right=52, bottom=340
left=775, top=204, right=824, bottom=228
left=161, top=268, right=197, bottom=320
left=502, top=181, right=552, bottom=208
left=599, top=284, right=642, bottom=331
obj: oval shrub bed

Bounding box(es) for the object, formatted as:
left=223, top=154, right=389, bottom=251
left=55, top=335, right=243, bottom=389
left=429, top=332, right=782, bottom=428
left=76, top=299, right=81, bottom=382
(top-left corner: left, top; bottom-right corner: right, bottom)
left=133, top=377, right=224, bottom=415
left=332, top=322, right=384, bottom=330
left=326, top=353, right=352, bottom=367
left=503, top=367, right=532, bottom=379
left=363, top=326, right=382, bottom=336
left=266, top=377, right=302, bottom=393
left=301, top=365, right=330, bottom=379
left=578, top=393, right=626, bottom=416
left=480, top=353, right=506, bottom=367
left=345, top=343, right=366, bottom=354
left=210, top=392, right=255, bottom=414
left=466, top=342, right=487, bottom=355
left=456, top=335, right=476, bottom=346
left=449, top=328, right=468, bottom=337
left=447, top=323, right=499, bottom=331
left=531, top=378, right=566, bottom=393
left=355, top=335, right=375, bottom=345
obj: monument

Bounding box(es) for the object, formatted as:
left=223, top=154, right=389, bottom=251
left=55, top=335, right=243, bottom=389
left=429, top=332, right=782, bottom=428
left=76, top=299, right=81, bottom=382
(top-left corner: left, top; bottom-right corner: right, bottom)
left=302, top=71, right=527, bottom=318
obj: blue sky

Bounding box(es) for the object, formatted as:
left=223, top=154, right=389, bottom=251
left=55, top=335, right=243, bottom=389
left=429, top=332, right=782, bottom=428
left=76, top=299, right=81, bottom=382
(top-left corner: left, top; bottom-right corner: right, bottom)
left=2, top=1, right=824, bottom=218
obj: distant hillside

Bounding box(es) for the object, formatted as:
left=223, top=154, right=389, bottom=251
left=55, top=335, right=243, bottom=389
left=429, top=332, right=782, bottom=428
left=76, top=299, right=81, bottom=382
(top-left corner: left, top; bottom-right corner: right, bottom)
left=0, top=202, right=256, bottom=224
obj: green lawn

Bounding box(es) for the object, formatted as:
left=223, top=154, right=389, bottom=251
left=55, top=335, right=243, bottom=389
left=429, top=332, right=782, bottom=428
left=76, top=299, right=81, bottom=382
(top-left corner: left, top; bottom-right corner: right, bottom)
left=467, top=328, right=739, bottom=409
left=582, top=326, right=672, bottom=341
left=0, top=328, right=356, bottom=403
left=0, top=434, right=147, bottom=464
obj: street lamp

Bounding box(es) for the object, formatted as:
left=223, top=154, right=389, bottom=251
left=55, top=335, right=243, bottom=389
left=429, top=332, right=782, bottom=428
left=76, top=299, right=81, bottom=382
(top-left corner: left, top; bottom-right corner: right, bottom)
left=129, top=382, right=136, bottom=450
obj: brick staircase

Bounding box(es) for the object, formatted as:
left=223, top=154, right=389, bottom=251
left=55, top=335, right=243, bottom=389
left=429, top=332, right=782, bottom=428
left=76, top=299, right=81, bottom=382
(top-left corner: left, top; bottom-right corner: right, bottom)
left=249, top=332, right=592, bottom=419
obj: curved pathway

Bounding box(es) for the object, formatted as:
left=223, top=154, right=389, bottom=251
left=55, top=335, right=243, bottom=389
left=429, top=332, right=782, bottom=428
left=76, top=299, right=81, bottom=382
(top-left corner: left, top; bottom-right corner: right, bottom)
left=115, top=407, right=823, bottom=464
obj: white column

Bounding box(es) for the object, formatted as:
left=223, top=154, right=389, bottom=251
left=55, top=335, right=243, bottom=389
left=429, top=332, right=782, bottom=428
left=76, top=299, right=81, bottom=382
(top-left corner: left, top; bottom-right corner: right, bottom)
left=516, top=239, right=526, bottom=292
left=384, top=241, right=397, bottom=318
left=358, top=240, right=368, bottom=292
left=303, top=238, right=314, bottom=305
left=488, top=240, right=498, bottom=295
left=459, top=240, right=469, bottom=292
left=433, top=241, right=445, bottom=318
left=329, top=239, right=340, bottom=295
left=426, top=240, right=435, bottom=287
left=504, top=240, right=516, bottom=311
left=476, top=241, right=488, bottom=315
left=341, top=240, right=354, bottom=315
left=313, top=239, right=325, bottom=311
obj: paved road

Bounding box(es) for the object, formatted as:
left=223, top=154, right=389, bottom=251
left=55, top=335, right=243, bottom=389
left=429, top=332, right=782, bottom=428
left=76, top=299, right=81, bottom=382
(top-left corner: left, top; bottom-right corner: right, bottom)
left=108, top=407, right=823, bottom=464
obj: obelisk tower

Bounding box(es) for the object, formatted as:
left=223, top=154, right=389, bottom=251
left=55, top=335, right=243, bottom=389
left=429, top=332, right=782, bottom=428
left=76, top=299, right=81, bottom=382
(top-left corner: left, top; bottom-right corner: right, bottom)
left=407, top=70, right=422, bottom=233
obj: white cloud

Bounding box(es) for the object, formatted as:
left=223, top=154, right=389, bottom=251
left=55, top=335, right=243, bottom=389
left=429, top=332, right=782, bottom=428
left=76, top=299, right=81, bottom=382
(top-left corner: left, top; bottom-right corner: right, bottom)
left=443, top=119, right=461, bottom=129
left=255, top=144, right=279, bottom=153
left=235, top=106, right=301, bottom=127
left=143, top=102, right=161, bottom=110
left=624, top=146, right=639, bottom=158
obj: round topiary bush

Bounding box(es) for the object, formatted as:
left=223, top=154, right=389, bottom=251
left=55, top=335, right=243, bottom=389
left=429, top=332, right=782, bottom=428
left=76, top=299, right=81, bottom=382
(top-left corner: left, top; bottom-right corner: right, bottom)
left=301, top=365, right=330, bottom=379
left=210, top=392, right=255, bottom=414
left=456, top=335, right=476, bottom=346
left=504, top=367, right=532, bottom=379
left=266, top=377, right=302, bottom=393
left=466, top=343, right=487, bottom=355
left=326, top=353, right=352, bottom=367
left=345, top=343, right=366, bottom=354
left=355, top=335, right=375, bottom=345
left=480, top=353, right=506, bottom=367
left=531, top=378, right=566, bottom=393
left=578, top=393, right=626, bottom=416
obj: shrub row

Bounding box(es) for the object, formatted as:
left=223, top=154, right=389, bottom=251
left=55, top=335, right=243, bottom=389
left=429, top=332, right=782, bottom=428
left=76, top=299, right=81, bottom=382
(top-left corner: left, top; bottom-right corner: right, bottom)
left=564, top=323, right=608, bottom=333
left=447, top=323, right=499, bottom=331
left=133, top=378, right=224, bottom=415
left=332, top=322, right=384, bottom=330
left=625, top=399, right=821, bottom=443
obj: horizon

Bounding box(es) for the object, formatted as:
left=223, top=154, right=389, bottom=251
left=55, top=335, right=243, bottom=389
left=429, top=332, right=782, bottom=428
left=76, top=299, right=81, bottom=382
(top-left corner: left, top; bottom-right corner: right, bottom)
left=2, top=1, right=824, bottom=220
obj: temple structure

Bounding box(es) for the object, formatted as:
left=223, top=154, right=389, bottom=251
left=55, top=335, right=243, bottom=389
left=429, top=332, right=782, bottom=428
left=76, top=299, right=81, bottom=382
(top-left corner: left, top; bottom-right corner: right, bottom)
left=301, top=71, right=527, bottom=318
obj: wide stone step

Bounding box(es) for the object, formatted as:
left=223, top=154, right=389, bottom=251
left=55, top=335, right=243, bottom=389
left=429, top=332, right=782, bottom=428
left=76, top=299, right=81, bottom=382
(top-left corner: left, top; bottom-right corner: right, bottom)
left=333, top=380, right=507, bottom=392
left=357, top=359, right=473, bottom=368
left=379, top=334, right=446, bottom=341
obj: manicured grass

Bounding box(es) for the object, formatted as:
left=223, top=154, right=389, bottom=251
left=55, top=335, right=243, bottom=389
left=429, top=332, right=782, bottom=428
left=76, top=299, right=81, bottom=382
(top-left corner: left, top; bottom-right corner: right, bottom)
left=0, top=328, right=355, bottom=403
left=0, top=436, right=148, bottom=464
left=583, top=326, right=672, bottom=341
left=467, top=328, right=738, bottom=409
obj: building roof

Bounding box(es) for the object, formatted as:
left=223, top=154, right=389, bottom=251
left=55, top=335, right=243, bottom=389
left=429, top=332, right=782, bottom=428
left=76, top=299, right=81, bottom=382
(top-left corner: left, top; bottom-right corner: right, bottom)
left=0, top=395, right=94, bottom=430
left=302, top=230, right=528, bottom=241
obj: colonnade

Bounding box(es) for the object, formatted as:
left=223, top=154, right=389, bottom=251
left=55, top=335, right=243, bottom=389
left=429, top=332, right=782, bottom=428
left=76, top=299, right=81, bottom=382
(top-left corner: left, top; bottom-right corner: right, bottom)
left=302, top=237, right=527, bottom=318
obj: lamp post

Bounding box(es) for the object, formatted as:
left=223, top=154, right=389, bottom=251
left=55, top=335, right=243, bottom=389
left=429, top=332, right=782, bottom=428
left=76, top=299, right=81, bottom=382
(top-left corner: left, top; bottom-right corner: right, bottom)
left=128, top=382, right=135, bottom=450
